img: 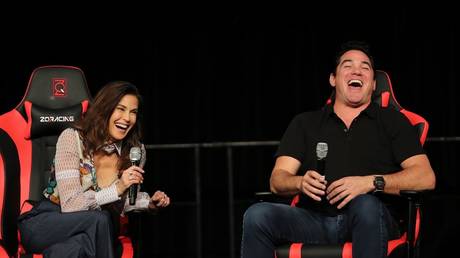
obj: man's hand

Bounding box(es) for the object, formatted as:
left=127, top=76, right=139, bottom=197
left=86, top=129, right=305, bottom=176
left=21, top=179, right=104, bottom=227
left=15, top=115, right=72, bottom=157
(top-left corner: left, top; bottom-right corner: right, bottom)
left=326, top=176, right=374, bottom=209
left=300, top=170, right=327, bottom=201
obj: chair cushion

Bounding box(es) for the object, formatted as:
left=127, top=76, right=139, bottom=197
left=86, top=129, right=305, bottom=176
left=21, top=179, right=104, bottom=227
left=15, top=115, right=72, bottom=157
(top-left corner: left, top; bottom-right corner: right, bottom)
left=24, top=100, right=89, bottom=139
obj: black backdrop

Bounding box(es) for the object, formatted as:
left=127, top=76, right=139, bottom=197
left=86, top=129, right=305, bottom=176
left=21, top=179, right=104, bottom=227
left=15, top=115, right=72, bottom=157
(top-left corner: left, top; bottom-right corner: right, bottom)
left=1, top=10, right=459, bottom=258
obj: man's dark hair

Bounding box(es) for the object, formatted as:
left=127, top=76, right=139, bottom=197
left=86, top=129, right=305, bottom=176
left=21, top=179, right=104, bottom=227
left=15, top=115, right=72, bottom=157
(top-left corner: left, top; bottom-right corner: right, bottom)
left=332, top=40, right=375, bottom=75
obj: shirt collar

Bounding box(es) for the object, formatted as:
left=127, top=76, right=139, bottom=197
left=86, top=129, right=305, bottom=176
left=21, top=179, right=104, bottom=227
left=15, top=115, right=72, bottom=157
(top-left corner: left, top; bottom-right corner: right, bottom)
left=324, top=102, right=378, bottom=119
left=99, top=141, right=122, bottom=155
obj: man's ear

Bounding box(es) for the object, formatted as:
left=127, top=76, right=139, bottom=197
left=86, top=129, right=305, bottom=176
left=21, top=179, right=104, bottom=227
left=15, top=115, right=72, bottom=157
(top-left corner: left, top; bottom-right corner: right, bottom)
left=329, top=73, right=336, bottom=88
left=372, top=79, right=376, bottom=91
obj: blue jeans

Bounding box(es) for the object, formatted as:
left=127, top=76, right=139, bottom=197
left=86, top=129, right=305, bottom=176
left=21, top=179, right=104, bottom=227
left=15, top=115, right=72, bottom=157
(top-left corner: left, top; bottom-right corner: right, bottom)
left=241, top=194, right=400, bottom=258
left=18, top=199, right=118, bottom=258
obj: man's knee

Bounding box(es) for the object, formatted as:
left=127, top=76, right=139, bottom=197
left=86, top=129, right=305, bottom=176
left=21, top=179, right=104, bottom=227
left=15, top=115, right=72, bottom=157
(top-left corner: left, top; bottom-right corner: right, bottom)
left=243, top=202, right=276, bottom=229
left=348, top=194, right=382, bottom=224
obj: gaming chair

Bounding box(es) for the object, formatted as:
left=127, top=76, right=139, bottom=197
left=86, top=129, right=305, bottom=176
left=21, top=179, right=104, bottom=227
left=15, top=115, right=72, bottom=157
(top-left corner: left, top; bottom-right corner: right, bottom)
left=274, top=70, right=428, bottom=258
left=0, top=66, right=133, bottom=257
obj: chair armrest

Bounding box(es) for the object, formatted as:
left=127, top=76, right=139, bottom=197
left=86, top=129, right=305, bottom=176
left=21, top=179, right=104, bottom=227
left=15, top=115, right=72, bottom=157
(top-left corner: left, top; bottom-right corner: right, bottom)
left=399, top=189, right=432, bottom=257
left=255, top=191, right=274, bottom=202
left=400, top=190, right=422, bottom=201
left=255, top=191, right=292, bottom=204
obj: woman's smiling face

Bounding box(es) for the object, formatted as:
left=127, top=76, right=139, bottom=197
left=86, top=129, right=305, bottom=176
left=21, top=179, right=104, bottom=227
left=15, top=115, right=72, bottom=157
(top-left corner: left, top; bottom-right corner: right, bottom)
left=108, top=94, right=139, bottom=142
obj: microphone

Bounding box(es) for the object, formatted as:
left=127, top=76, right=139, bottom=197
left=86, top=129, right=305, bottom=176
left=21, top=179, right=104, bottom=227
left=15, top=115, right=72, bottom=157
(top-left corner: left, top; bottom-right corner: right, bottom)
left=316, top=142, right=328, bottom=176
left=129, top=146, right=141, bottom=205
left=316, top=142, right=328, bottom=203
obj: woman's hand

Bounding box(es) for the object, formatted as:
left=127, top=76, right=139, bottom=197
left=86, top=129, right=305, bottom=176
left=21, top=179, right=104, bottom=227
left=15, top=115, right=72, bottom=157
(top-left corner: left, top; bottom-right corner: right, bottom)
left=148, top=190, right=170, bottom=209
left=116, top=165, right=144, bottom=196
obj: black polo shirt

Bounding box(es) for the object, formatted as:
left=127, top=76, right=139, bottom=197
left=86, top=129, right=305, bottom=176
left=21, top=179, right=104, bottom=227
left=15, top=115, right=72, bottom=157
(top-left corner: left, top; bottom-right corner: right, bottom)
left=275, top=103, right=425, bottom=217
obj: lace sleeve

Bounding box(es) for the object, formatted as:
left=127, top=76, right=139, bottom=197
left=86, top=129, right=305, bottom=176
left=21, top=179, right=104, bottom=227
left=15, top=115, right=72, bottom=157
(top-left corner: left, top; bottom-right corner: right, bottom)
left=140, top=143, right=147, bottom=168
left=55, top=128, right=98, bottom=212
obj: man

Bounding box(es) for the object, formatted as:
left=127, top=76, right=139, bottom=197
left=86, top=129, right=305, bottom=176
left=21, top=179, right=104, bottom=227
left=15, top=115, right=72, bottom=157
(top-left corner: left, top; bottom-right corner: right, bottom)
left=240, top=41, right=435, bottom=258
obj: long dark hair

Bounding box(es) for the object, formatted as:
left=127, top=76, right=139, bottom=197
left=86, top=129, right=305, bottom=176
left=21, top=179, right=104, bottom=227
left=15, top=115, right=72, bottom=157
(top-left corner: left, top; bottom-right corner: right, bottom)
left=74, top=81, right=143, bottom=170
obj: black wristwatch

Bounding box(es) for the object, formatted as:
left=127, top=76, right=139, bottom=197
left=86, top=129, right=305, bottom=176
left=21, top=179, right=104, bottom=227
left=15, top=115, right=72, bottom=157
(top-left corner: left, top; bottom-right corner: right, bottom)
left=373, top=176, right=385, bottom=193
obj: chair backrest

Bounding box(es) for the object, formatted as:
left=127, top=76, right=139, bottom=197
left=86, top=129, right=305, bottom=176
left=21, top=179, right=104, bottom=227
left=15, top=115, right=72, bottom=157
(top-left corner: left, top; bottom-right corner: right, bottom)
left=0, top=65, right=91, bottom=256
left=373, top=70, right=428, bottom=146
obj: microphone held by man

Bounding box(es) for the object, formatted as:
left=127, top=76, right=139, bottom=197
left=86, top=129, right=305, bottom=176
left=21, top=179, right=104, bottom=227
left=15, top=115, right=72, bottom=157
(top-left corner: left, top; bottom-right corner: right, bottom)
left=129, top=146, right=142, bottom=205
left=316, top=142, right=328, bottom=176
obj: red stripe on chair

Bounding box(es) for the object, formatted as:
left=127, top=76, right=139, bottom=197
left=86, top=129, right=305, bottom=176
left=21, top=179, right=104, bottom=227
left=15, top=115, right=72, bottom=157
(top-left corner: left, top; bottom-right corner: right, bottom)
left=290, top=194, right=300, bottom=207
left=381, top=91, right=390, bottom=108
left=0, top=153, right=4, bottom=239
left=289, top=243, right=302, bottom=258
left=16, top=243, right=26, bottom=257
left=81, top=100, right=89, bottom=114
left=388, top=233, right=407, bottom=255
left=379, top=70, right=403, bottom=109
left=20, top=201, right=33, bottom=215
left=400, top=109, right=429, bottom=145
left=0, top=110, right=32, bottom=214
left=24, top=101, right=33, bottom=140
left=119, top=236, right=134, bottom=258
left=415, top=208, right=420, bottom=243
left=0, top=246, right=9, bottom=258
left=342, top=242, right=352, bottom=258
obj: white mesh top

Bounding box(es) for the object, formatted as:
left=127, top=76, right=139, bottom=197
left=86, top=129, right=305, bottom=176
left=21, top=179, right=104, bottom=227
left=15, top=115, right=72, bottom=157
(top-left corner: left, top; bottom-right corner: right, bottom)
left=47, top=127, right=150, bottom=213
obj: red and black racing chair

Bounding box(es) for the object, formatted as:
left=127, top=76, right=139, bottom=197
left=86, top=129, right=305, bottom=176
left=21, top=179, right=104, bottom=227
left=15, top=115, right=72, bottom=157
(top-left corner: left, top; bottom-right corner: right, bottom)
left=274, top=70, right=428, bottom=258
left=0, top=66, right=133, bottom=257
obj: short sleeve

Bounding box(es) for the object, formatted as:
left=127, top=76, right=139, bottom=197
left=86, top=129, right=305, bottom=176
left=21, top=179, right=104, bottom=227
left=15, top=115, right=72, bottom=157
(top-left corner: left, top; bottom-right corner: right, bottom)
left=275, top=114, right=306, bottom=162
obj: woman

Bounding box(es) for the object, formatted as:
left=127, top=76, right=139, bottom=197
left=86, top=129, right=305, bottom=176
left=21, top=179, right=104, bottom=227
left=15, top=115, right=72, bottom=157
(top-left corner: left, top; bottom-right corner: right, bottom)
left=18, top=81, right=170, bottom=258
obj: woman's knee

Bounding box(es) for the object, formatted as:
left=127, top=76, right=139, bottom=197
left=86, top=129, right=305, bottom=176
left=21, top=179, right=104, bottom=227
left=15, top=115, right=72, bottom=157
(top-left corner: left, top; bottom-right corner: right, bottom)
left=87, top=210, right=112, bottom=228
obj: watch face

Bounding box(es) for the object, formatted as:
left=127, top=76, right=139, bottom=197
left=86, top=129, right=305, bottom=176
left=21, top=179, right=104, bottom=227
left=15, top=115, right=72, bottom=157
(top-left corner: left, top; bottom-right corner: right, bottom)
left=374, top=176, right=385, bottom=190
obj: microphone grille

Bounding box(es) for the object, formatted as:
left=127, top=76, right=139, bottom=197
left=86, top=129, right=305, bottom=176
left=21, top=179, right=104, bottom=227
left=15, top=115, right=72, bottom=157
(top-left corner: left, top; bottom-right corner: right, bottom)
left=129, top=146, right=142, bottom=161
left=316, top=142, right=328, bottom=159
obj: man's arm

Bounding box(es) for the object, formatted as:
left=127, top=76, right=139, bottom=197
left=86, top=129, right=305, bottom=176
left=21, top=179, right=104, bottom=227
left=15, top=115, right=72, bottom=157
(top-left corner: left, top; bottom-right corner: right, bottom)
left=270, top=156, right=301, bottom=196
left=383, top=153, right=436, bottom=194
left=270, top=156, right=327, bottom=201
left=327, top=153, right=436, bottom=209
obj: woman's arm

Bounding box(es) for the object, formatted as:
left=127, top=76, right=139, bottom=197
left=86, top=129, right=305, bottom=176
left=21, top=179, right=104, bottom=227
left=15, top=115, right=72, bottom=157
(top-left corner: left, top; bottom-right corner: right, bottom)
left=55, top=129, right=121, bottom=212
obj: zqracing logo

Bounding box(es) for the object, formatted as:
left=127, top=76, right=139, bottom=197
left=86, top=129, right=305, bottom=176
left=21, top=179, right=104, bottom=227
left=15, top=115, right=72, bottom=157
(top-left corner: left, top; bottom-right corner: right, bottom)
left=40, top=116, right=74, bottom=122
left=52, top=78, right=67, bottom=97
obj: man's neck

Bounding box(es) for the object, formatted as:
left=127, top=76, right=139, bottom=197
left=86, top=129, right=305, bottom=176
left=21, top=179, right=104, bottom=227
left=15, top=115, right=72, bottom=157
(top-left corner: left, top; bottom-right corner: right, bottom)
left=333, top=101, right=371, bottom=128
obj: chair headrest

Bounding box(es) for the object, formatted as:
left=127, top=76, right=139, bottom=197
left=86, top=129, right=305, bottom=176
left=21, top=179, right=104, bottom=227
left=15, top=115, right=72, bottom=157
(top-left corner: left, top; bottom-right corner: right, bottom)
left=17, top=65, right=91, bottom=110
left=16, top=66, right=92, bottom=139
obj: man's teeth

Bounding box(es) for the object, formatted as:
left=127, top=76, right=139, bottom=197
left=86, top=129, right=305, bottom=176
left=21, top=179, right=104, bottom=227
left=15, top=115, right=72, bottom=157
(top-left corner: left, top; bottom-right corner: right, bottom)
left=348, top=79, right=363, bottom=86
